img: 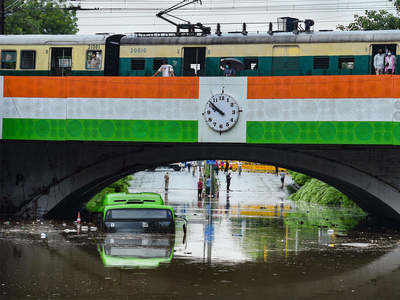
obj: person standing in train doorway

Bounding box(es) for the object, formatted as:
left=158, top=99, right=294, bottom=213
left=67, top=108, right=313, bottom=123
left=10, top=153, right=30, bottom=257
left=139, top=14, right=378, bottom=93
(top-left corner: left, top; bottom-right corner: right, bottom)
left=385, top=52, right=396, bottom=74
left=374, top=49, right=385, bottom=75
left=153, top=59, right=175, bottom=77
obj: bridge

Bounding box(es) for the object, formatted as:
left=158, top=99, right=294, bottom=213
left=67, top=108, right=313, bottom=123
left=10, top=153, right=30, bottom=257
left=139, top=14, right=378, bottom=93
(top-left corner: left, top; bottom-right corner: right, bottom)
left=1, top=75, right=400, bottom=221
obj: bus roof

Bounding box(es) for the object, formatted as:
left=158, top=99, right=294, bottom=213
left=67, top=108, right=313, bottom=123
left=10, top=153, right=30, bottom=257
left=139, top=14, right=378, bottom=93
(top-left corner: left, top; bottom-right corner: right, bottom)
left=103, top=192, right=164, bottom=206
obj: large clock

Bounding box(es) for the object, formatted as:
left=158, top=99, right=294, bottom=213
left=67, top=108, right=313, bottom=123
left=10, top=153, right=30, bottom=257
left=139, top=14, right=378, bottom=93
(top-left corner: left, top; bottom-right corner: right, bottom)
left=203, top=92, right=241, bottom=132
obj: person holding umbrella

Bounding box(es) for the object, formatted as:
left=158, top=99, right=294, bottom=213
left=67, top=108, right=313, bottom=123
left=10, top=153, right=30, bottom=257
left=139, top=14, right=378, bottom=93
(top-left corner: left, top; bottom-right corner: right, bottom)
left=220, top=58, right=245, bottom=76
left=223, top=64, right=235, bottom=77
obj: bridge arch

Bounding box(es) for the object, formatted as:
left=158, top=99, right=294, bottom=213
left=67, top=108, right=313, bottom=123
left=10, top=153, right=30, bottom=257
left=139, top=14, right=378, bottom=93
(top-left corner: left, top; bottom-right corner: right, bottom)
left=3, top=141, right=397, bottom=221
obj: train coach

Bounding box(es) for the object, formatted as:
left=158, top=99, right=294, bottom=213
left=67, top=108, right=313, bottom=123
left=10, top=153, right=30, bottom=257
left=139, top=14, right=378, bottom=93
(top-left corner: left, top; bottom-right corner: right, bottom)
left=116, top=30, right=400, bottom=77
left=0, top=34, right=108, bottom=76
left=0, top=30, right=399, bottom=77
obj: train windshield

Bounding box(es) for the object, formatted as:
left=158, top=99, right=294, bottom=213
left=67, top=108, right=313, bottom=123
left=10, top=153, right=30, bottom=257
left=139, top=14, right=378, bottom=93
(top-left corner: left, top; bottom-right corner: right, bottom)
left=105, top=208, right=172, bottom=220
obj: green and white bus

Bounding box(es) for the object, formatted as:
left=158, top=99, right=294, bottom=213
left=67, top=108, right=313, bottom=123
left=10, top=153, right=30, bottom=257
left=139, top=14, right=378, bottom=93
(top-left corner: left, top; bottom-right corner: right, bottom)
left=89, top=192, right=176, bottom=234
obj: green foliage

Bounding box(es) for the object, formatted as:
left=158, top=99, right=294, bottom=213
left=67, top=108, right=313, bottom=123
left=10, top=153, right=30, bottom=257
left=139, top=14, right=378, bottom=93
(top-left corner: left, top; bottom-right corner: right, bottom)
left=86, top=176, right=133, bottom=213
left=284, top=202, right=366, bottom=232
left=289, top=178, right=360, bottom=209
left=5, top=0, right=78, bottom=34
left=337, top=2, right=400, bottom=31
left=288, top=170, right=311, bottom=186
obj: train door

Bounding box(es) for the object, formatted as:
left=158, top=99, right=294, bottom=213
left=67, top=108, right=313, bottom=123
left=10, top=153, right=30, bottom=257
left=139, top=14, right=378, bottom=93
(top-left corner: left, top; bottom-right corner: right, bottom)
left=50, top=47, right=72, bottom=76
left=105, top=34, right=125, bottom=76
left=272, top=45, right=300, bottom=76
left=182, top=47, right=206, bottom=76
left=370, top=44, right=397, bottom=74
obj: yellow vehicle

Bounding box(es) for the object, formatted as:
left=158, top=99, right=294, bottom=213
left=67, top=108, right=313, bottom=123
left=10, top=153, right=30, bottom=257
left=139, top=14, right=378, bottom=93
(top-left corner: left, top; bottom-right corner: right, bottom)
left=219, top=160, right=286, bottom=174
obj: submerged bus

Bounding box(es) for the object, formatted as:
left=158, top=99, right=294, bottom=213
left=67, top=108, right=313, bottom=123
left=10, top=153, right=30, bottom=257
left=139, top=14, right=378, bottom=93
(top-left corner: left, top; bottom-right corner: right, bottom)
left=89, top=192, right=176, bottom=234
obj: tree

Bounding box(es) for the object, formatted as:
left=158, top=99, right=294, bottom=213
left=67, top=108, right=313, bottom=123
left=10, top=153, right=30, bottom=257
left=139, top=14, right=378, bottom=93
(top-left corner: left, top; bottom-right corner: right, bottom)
left=337, top=1, right=400, bottom=30
left=5, top=0, right=78, bottom=34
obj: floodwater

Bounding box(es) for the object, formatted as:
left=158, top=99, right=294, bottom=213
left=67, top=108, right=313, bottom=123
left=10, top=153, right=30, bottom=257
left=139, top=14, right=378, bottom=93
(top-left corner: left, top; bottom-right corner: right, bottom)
left=1, top=170, right=400, bottom=299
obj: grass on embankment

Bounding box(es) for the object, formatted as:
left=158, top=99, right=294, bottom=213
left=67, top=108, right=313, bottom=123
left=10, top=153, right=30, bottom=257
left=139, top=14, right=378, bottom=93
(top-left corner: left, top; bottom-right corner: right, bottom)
left=85, top=176, right=133, bottom=213
left=288, top=171, right=364, bottom=212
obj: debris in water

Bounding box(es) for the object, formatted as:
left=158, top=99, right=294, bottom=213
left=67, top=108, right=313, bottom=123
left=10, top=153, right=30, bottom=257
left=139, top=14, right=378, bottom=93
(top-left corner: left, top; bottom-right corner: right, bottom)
left=40, top=233, right=47, bottom=239
left=342, top=243, right=373, bottom=248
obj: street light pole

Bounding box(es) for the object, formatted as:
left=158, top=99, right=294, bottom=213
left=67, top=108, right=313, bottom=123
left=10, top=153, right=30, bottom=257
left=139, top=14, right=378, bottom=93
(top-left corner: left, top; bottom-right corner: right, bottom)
left=209, top=163, right=212, bottom=199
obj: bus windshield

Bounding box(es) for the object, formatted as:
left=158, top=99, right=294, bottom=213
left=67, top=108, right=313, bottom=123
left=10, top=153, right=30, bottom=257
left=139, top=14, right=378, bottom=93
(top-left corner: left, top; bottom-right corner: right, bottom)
left=105, top=208, right=172, bottom=220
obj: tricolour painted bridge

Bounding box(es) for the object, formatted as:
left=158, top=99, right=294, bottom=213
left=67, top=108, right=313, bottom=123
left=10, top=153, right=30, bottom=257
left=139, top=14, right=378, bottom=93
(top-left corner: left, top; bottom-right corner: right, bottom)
left=1, top=75, right=400, bottom=221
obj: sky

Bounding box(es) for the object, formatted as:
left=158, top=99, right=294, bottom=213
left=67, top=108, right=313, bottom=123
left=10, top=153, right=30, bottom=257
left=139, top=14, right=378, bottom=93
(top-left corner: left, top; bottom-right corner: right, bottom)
left=75, top=0, right=398, bottom=35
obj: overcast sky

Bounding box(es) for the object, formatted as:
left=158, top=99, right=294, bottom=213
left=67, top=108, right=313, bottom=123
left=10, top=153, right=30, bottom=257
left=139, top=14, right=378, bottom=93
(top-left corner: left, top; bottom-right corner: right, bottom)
left=76, top=0, right=398, bottom=34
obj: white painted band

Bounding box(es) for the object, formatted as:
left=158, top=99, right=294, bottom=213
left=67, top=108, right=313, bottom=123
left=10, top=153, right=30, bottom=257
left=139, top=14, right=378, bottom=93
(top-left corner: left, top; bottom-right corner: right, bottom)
left=2, top=98, right=198, bottom=121
left=248, top=98, right=396, bottom=122
left=2, top=97, right=398, bottom=123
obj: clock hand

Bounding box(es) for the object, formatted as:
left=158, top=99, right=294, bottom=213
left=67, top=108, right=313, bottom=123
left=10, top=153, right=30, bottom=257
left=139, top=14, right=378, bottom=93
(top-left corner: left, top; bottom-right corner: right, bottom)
left=208, top=101, right=225, bottom=116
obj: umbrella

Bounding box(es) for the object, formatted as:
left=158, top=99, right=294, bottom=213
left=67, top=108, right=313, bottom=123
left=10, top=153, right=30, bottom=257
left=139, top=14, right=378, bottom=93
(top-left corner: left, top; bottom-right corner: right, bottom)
left=220, top=58, right=245, bottom=71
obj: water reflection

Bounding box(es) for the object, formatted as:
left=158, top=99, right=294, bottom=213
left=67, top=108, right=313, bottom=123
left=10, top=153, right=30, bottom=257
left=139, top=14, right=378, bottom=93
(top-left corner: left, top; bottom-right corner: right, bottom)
left=98, top=234, right=175, bottom=269
left=1, top=230, right=400, bottom=299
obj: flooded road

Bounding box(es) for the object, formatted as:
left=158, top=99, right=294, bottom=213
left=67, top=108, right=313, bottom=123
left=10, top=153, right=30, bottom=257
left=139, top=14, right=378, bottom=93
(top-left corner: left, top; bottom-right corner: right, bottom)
left=1, top=169, right=400, bottom=299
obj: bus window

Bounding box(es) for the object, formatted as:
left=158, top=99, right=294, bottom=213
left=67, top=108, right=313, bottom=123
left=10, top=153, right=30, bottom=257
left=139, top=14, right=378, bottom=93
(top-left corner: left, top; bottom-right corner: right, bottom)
left=105, top=208, right=172, bottom=220
left=20, top=50, right=36, bottom=69
left=1, top=50, right=16, bottom=69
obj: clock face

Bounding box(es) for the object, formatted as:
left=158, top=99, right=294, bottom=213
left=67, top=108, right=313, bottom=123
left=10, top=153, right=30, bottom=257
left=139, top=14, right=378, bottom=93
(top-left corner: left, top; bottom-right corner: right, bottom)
left=203, top=93, right=240, bottom=132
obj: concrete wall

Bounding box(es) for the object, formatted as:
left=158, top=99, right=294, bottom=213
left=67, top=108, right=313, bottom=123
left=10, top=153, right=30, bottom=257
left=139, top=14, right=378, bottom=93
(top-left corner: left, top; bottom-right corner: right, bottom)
left=1, top=140, right=400, bottom=222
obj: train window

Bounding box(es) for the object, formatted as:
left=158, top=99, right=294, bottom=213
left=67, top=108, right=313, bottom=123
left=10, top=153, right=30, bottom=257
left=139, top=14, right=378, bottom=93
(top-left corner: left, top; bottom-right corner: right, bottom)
left=153, top=58, right=164, bottom=70
left=131, top=58, right=145, bottom=70
left=20, top=50, right=36, bottom=69
left=244, top=58, right=258, bottom=70
left=86, top=50, right=102, bottom=70
left=313, top=56, right=329, bottom=69
left=338, top=56, right=355, bottom=70
left=1, top=50, right=16, bottom=69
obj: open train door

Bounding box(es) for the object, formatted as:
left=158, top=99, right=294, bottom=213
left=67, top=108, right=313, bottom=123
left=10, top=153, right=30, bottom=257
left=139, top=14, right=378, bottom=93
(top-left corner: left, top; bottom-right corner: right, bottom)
left=50, top=47, right=72, bottom=76
left=370, top=44, right=397, bottom=74
left=182, top=47, right=206, bottom=76
left=104, top=34, right=125, bottom=76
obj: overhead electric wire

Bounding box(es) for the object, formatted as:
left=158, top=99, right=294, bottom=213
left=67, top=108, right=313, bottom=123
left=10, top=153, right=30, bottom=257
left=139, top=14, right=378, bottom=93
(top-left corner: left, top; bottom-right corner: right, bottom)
left=74, top=0, right=398, bottom=32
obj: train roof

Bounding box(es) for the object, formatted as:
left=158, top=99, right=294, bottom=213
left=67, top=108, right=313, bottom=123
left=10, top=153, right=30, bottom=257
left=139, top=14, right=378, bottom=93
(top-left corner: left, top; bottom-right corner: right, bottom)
left=121, top=30, right=400, bottom=45
left=0, top=34, right=109, bottom=45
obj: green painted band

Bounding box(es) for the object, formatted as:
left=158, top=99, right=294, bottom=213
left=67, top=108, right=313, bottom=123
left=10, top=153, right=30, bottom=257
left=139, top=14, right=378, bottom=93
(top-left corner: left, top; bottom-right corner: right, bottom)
left=2, top=118, right=198, bottom=142
left=247, top=121, right=400, bottom=145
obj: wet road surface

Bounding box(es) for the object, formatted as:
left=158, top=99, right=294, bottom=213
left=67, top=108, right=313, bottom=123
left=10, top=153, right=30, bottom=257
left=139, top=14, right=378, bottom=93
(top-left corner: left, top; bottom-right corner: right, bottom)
left=1, top=169, right=400, bottom=299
